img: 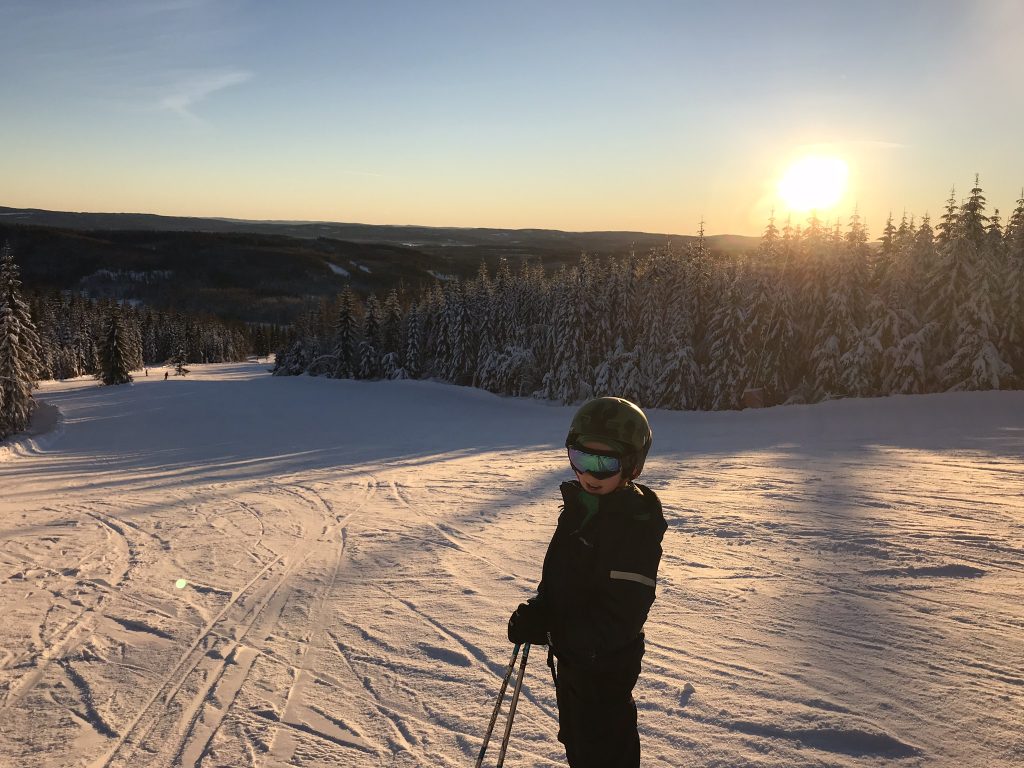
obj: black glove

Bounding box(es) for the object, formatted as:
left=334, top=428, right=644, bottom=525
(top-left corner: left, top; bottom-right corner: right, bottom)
left=507, top=600, right=549, bottom=645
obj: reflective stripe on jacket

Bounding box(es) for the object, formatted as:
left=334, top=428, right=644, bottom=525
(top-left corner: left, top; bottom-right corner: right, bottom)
left=534, top=480, right=666, bottom=663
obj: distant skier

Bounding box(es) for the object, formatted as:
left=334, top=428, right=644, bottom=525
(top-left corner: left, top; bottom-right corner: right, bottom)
left=164, top=371, right=168, bottom=380
left=506, top=397, right=666, bottom=767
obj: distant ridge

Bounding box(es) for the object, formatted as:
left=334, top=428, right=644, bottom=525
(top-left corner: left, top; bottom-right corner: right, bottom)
left=0, top=205, right=758, bottom=255
left=0, top=205, right=760, bottom=325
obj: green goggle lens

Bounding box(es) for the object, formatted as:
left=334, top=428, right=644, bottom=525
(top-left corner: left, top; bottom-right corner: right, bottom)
left=567, top=447, right=622, bottom=480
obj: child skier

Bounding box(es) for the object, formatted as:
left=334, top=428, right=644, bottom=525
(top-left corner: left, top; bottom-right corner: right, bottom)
left=507, top=397, right=666, bottom=767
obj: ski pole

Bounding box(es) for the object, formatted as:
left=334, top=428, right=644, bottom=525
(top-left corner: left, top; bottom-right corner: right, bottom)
left=495, top=642, right=530, bottom=768
left=475, top=643, right=522, bottom=768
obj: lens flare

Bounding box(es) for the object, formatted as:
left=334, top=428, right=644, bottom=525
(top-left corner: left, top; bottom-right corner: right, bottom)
left=175, top=578, right=188, bottom=589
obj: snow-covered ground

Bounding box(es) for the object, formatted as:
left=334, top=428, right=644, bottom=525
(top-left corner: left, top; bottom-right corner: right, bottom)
left=1, top=362, right=1022, bottom=768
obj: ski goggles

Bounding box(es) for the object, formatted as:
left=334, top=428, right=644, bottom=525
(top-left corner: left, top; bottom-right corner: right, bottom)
left=567, top=446, right=623, bottom=480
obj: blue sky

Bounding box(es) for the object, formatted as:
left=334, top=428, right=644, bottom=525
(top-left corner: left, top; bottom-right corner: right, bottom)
left=1, top=0, right=1021, bottom=235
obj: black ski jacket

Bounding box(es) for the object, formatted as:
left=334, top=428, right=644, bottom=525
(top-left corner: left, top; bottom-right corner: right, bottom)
left=533, top=480, right=666, bottom=664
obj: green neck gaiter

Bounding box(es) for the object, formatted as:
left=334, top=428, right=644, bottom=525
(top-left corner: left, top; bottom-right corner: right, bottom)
left=578, top=490, right=600, bottom=530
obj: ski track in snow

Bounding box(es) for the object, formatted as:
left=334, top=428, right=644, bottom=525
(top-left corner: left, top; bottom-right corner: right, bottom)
left=1, top=362, right=1022, bottom=767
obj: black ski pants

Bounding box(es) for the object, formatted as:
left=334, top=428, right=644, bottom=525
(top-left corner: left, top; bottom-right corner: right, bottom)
left=554, top=637, right=644, bottom=768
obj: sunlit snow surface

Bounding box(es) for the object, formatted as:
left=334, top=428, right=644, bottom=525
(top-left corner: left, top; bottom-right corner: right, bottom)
left=1, top=362, right=1022, bottom=767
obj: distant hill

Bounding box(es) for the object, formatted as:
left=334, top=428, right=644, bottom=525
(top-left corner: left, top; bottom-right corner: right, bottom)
left=0, top=206, right=759, bottom=324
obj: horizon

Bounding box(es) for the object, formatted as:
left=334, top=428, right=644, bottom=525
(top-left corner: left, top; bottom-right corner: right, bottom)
left=2, top=1, right=1023, bottom=237
left=1, top=201, right=763, bottom=239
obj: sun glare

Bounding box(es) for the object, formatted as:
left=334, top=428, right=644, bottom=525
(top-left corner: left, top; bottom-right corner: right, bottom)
left=777, top=156, right=849, bottom=213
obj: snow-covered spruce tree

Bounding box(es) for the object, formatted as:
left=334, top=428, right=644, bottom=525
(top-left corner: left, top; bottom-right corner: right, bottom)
left=357, top=339, right=377, bottom=380
left=542, top=267, right=588, bottom=404
left=332, top=287, right=358, bottom=379
left=477, top=259, right=533, bottom=396
left=607, top=253, right=639, bottom=353
left=0, top=242, right=43, bottom=381
left=1001, top=192, right=1024, bottom=377
left=925, top=211, right=977, bottom=378
left=573, top=254, right=601, bottom=393
left=940, top=260, right=1010, bottom=390
left=759, top=278, right=798, bottom=404
left=491, top=258, right=517, bottom=350
left=985, top=209, right=1014, bottom=371
left=418, top=284, right=443, bottom=379
left=441, top=281, right=473, bottom=385
left=403, top=301, right=422, bottom=380
left=0, top=243, right=42, bottom=437
left=868, top=213, right=928, bottom=395
left=704, top=266, right=748, bottom=410
left=651, top=246, right=700, bottom=410
left=526, top=268, right=557, bottom=394
left=96, top=304, right=134, bottom=385
left=173, top=346, right=189, bottom=376
left=358, top=293, right=382, bottom=379
left=806, top=223, right=861, bottom=400
left=881, top=211, right=916, bottom=302
left=381, top=351, right=407, bottom=380
left=875, top=213, right=898, bottom=291
left=608, top=338, right=644, bottom=405
left=936, top=187, right=959, bottom=246
left=787, top=215, right=827, bottom=390
left=905, top=215, right=938, bottom=370
left=838, top=212, right=877, bottom=397
left=382, top=288, right=404, bottom=365
left=29, top=294, right=57, bottom=380
left=938, top=178, right=1010, bottom=390
left=467, top=263, right=494, bottom=389
left=744, top=216, right=795, bottom=405
left=635, top=252, right=675, bottom=408
left=274, top=327, right=310, bottom=376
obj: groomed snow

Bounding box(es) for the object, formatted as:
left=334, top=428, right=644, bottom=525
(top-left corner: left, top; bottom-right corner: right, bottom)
left=1, top=362, right=1022, bottom=767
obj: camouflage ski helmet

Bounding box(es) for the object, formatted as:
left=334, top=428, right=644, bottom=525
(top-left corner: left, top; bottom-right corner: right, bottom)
left=565, top=397, right=653, bottom=477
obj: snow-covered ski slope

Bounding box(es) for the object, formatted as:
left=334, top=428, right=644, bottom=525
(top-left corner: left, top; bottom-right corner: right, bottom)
left=1, top=361, right=1022, bottom=768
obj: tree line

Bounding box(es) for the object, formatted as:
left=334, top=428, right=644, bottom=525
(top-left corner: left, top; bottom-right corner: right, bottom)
left=273, top=177, right=1024, bottom=410
left=28, top=292, right=274, bottom=382
left=0, top=240, right=289, bottom=439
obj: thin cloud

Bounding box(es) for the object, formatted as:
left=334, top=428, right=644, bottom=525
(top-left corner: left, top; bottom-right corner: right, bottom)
left=158, top=69, right=252, bottom=121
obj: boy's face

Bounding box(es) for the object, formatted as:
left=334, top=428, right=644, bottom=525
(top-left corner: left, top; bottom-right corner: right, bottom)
left=573, top=440, right=628, bottom=495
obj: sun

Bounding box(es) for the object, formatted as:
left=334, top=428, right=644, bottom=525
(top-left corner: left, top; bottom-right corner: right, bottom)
left=777, top=156, right=849, bottom=213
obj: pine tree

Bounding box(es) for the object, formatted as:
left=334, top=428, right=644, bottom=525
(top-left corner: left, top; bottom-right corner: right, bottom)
left=442, top=282, right=472, bottom=385
left=403, top=302, right=422, bottom=379
left=360, top=293, right=382, bottom=379
left=875, top=212, right=898, bottom=290
left=925, top=195, right=978, bottom=373
left=937, top=187, right=959, bottom=245
left=652, top=247, right=699, bottom=409
left=938, top=179, right=1010, bottom=390
left=838, top=212, right=876, bottom=396
left=704, top=270, right=747, bottom=410
left=1001, top=192, right=1024, bottom=376
left=97, top=304, right=134, bottom=385
left=543, top=269, right=587, bottom=404
left=173, top=346, right=189, bottom=376
left=332, top=287, right=358, bottom=378
left=907, top=215, right=937, bottom=356
left=382, top=288, right=403, bottom=359
left=757, top=279, right=797, bottom=405
left=0, top=243, right=41, bottom=437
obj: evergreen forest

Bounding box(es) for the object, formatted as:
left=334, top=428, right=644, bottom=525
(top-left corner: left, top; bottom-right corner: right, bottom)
left=273, top=179, right=1024, bottom=410
left=3, top=177, right=1023, bottom=441
left=0, top=240, right=286, bottom=438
